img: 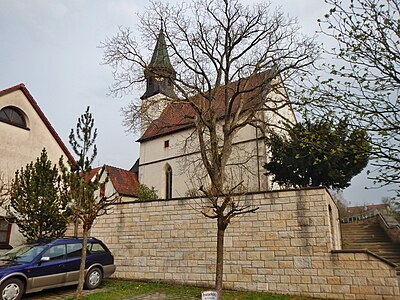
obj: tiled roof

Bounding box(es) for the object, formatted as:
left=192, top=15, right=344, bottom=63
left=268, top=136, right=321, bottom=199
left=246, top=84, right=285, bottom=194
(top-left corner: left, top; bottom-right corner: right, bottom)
left=138, top=71, right=272, bottom=142
left=104, top=165, right=139, bottom=197
left=130, top=158, right=139, bottom=173
left=0, top=84, right=76, bottom=164
left=84, top=166, right=102, bottom=182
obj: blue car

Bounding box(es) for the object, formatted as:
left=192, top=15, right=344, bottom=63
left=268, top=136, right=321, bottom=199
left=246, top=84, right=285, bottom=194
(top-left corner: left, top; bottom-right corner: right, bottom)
left=0, top=237, right=116, bottom=300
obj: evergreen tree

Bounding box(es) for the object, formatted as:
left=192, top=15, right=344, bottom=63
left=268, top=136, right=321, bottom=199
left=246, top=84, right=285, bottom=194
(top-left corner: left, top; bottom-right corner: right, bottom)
left=8, top=148, right=70, bottom=242
left=62, top=106, right=118, bottom=299
left=136, top=183, right=159, bottom=201
left=265, top=119, right=371, bottom=189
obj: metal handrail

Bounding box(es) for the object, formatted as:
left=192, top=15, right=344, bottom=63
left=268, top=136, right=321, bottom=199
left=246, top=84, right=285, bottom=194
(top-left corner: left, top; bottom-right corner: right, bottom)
left=341, top=209, right=379, bottom=223
left=341, top=208, right=400, bottom=240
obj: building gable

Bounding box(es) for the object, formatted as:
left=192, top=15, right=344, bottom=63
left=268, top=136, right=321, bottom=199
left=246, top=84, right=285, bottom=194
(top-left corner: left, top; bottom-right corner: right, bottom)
left=138, top=71, right=277, bottom=142
left=0, top=84, right=75, bottom=164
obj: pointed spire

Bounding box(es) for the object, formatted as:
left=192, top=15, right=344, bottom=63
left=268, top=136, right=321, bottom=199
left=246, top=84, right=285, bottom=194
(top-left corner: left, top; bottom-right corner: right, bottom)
left=147, top=26, right=175, bottom=75
left=141, top=25, right=177, bottom=100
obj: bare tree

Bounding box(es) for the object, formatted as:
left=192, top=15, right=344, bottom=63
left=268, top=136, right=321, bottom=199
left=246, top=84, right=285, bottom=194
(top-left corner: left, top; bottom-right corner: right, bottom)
left=299, top=0, right=400, bottom=198
left=102, top=0, right=318, bottom=296
left=0, top=173, right=8, bottom=206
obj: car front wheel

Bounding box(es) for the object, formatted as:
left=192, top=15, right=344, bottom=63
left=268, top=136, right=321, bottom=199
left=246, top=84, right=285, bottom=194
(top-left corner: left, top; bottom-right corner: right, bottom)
left=0, top=278, right=24, bottom=300
left=84, top=267, right=102, bottom=290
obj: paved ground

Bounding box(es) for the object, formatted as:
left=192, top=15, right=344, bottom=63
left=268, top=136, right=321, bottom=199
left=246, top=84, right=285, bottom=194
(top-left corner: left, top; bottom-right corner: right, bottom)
left=22, top=287, right=199, bottom=300
left=22, top=286, right=104, bottom=300
left=125, top=293, right=198, bottom=299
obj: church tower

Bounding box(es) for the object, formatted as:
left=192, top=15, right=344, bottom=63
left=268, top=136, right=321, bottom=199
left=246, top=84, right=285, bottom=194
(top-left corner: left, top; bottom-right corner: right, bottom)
left=140, top=27, right=176, bottom=134
left=141, top=27, right=176, bottom=100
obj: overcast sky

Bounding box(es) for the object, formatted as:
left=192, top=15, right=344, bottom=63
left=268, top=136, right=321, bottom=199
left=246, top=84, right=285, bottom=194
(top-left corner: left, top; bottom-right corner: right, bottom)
left=0, top=0, right=393, bottom=205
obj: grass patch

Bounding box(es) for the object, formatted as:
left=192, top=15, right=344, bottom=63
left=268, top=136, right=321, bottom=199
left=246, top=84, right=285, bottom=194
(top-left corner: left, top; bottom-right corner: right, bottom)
left=78, top=279, right=320, bottom=300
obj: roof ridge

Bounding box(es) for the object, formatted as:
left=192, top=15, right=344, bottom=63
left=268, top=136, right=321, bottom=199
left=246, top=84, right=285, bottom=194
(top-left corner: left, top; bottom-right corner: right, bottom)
left=103, top=164, right=134, bottom=172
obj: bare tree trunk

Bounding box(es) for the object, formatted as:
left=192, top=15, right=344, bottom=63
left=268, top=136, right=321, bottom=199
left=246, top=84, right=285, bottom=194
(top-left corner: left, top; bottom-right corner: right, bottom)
left=75, top=226, right=88, bottom=299
left=215, top=219, right=226, bottom=299
left=74, top=217, right=79, bottom=237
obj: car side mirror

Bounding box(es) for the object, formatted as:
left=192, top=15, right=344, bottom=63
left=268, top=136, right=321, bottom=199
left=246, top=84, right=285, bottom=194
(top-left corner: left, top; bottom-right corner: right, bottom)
left=40, top=256, right=50, bottom=262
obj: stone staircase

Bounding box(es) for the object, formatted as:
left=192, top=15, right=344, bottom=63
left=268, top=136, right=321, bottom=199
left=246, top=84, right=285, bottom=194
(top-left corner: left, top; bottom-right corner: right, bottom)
left=341, top=219, right=400, bottom=269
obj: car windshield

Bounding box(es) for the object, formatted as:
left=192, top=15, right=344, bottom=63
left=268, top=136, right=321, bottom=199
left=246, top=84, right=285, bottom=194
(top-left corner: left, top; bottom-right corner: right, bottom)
left=0, top=244, right=46, bottom=263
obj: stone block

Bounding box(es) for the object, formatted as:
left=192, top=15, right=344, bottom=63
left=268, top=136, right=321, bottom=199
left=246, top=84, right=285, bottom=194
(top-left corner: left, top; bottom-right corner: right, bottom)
left=238, top=274, right=252, bottom=282
left=286, top=247, right=301, bottom=256
left=278, top=260, right=294, bottom=269
left=247, top=240, right=261, bottom=247
left=372, top=269, right=392, bottom=278
left=354, top=269, right=372, bottom=277
left=252, top=274, right=265, bottom=283
left=307, top=284, right=321, bottom=293
left=374, top=286, right=394, bottom=295
left=246, top=252, right=261, bottom=260
left=225, top=273, right=238, bottom=282
left=271, top=220, right=286, bottom=228
left=311, top=276, right=327, bottom=284
left=264, top=232, right=278, bottom=240
left=265, top=275, right=280, bottom=282
left=367, top=277, right=387, bottom=286
left=251, top=260, right=264, bottom=268
left=294, top=256, right=312, bottom=269
left=327, top=276, right=341, bottom=285
left=365, top=296, right=383, bottom=300
left=331, top=284, right=350, bottom=294
left=290, top=275, right=302, bottom=284
left=280, top=275, right=290, bottom=283
left=255, top=282, right=269, bottom=291
left=358, top=285, right=375, bottom=295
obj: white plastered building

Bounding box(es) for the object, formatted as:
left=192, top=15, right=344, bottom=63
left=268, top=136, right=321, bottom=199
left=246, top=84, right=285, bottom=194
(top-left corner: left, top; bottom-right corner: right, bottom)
left=0, top=84, right=74, bottom=247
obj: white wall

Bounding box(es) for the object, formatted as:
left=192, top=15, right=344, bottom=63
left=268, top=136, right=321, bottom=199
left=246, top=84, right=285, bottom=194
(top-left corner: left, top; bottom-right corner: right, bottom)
left=0, top=90, right=68, bottom=178
left=139, top=98, right=295, bottom=198
left=0, top=89, right=71, bottom=247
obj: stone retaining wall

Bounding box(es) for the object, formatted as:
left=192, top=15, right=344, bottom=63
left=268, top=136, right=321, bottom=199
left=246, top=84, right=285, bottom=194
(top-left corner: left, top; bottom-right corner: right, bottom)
left=90, top=188, right=399, bottom=299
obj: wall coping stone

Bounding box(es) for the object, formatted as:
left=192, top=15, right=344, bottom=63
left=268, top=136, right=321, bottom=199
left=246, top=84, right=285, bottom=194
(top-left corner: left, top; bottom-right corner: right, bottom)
left=116, top=186, right=330, bottom=205
left=331, top=249, right=397, bottom=268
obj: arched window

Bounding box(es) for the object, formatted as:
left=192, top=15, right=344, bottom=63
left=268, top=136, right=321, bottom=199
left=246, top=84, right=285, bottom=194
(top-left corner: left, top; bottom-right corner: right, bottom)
left=0, top=106, right=28, bottom=129
left=165, top=164, right=172, bottom=199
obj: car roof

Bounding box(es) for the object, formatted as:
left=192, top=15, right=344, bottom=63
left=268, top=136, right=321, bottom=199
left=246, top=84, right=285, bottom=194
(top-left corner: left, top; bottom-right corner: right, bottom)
left=33, top=237, right=102, bottom=246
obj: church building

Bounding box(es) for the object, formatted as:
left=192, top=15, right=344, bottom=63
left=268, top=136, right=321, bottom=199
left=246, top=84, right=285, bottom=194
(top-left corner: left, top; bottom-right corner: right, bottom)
left=136, top=29, right=295, bottom=199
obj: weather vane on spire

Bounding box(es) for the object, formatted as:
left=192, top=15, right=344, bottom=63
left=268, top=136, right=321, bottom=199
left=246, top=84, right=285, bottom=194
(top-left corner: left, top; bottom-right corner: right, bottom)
left=159, top=3, right=166, bottom=32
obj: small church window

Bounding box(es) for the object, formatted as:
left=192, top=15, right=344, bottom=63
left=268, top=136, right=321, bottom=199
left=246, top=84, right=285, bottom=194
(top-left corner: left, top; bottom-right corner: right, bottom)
left=164, top=140, right=169, bottom=148
left=0, top=106, right=28, bottom=129
left=166, top=165, right=172, bottom=199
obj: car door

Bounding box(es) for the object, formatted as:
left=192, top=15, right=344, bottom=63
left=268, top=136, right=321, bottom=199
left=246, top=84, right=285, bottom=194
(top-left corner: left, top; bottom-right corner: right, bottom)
left=28, top=244, right=67, bottom=290
left=64, top=242, right=83, bottom=283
